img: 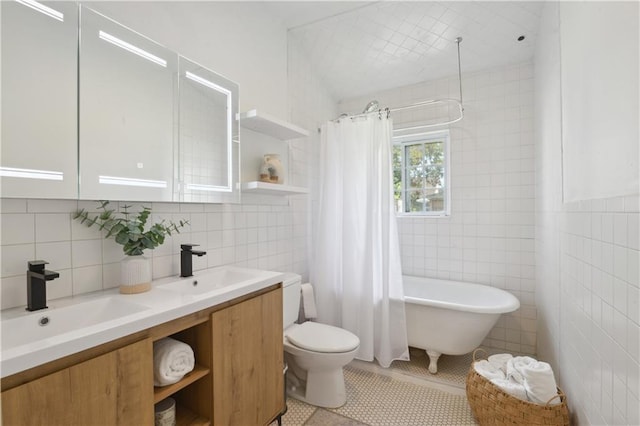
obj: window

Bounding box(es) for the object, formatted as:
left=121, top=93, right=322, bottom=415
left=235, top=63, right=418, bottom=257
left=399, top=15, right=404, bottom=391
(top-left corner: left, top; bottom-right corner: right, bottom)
left=392, top=130, right=450, bottom=216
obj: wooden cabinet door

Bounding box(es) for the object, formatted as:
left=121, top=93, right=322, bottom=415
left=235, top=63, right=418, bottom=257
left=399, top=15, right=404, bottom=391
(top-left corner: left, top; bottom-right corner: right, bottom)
left=1, top=338, right=153, bottom=426
left=212, top=288, right=284, bottom=425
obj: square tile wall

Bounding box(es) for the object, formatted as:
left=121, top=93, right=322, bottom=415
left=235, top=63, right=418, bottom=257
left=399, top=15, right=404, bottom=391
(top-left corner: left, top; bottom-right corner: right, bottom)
left=534, top=3, right=639, bottom=424
left=0, top=198, right=303, bottom=310
left=338, top=61, right=536, bottom=355
left=287, top=36, right=340, bottom=280
left=556, top=197, right=639, bottom=426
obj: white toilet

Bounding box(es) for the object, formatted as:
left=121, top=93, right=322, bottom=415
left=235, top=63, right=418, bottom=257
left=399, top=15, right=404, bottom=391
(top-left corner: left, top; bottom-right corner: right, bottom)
left=282, top=273, right=360, bottom=408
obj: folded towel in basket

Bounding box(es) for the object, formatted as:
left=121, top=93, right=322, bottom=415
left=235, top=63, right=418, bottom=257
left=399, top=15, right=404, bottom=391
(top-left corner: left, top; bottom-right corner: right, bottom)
left=473, top=359, right=506, bottom=381
left=153, top=337, right=195, bottom=386
left=490, top=378, right=529, bottom=402
left=506, top=356, right=537, bottom=384
left=518, top=359, right=559, bottom=405
left=488, top=353, right=513, bottom=374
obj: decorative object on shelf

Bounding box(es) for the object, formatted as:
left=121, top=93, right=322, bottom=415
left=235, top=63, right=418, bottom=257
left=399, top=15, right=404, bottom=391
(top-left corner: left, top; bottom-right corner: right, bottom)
left=73, top=201, right=188, bottom=294
left=259, top=153, right=285, bottom=184
left=154, top=397, right=176, bottom=426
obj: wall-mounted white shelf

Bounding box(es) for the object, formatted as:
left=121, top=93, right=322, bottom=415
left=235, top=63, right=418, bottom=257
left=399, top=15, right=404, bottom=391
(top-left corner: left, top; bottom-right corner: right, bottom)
left=241, top=181, right=308, bottom=195
left=237, top=110, right=309, bottom=140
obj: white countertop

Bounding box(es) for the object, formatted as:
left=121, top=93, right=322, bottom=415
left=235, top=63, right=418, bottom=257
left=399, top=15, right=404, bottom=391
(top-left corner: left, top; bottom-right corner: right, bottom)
left=0, top=266, right=285, bottom=378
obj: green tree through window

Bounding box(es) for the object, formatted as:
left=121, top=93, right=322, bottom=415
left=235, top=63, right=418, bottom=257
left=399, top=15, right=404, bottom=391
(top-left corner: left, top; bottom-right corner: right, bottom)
left=392, top=130, right=449, bottom=215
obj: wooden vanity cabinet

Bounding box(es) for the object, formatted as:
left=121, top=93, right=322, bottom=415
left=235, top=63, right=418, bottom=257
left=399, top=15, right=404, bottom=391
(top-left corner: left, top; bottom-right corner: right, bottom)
left=1, top=338, right=153, bottom=425
left=211, top=286, right=284, bottom=426
left=1, top=284, right=284, bottom=426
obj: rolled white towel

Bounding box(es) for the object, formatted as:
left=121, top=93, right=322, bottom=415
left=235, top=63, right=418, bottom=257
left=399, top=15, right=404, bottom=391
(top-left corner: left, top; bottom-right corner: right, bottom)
left=506, top=356, right=537, bottom=384
left=300, top=283, right=318, bottom=320
left=474, top=360, right=506, bottom=381
left=153, top=337, right=195, bottom=386
left=488, top=353, right=513, bottom=375
left=519, top=361, right=559, bottom=405
left=490, top=378, right=529, bottom=402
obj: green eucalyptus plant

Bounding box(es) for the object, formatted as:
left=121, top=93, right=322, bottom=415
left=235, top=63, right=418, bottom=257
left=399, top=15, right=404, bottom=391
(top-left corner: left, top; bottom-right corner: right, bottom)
left=74, top=201, right=188, bottom=256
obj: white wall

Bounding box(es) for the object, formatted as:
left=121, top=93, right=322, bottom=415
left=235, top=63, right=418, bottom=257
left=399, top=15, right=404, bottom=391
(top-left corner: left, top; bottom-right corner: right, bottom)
left=535, top=3, right=640, bottom=425
left=559, top=2, right=639, bottom=202
left=89, top=1, right=288, bottom=118
left=339, top=61, right=537, bottom=355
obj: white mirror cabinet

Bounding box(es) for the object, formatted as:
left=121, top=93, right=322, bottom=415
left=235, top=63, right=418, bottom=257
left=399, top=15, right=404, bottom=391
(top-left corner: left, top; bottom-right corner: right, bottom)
left=1, top=2, right=240, bottom=203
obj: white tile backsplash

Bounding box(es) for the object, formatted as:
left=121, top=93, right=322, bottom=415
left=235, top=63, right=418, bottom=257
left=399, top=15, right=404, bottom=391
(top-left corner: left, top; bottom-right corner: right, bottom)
left=1, top=214, right=35, bottom=245
left=72, top=239, right=103, bottom=268
left=35, top=213, right=71, bottom=243
left=2, top=244, right=35, bottom=277
left=72, top=265, right=103, bottom=294
left=35, top=242, right=72, bottom=270
left=0, top=197, right=310, bottom=309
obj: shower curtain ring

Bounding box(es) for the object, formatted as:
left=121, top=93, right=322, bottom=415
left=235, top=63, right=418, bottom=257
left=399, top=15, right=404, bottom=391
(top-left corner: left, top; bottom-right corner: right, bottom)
left=386, top=107, right=391, bottom=118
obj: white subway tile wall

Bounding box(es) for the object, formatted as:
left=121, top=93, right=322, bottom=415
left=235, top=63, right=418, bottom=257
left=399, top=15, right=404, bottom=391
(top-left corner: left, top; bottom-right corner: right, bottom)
left=0, top=200, right=304, bottom=310
left=339, top=62, right=536, bottom=355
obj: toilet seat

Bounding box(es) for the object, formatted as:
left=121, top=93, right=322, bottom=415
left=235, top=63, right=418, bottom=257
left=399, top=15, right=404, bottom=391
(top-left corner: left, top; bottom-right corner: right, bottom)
left=285, top=322, right=359, bottom=353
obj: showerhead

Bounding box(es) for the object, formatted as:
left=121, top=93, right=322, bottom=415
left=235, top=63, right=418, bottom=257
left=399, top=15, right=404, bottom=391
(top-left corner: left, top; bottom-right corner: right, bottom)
left=362, top=100, right=379, bottom=114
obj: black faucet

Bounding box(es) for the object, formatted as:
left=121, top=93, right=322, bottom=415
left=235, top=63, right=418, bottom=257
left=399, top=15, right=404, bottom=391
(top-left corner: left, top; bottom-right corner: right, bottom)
left=26, top=260, right=59, bottom=311
left=180, top=244, right=207, bottom=277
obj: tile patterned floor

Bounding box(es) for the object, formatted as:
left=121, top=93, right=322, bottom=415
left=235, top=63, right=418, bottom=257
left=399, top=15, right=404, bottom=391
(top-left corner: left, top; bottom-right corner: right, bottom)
left=388, top=346, right=494, bottom=389
left=280, top=347, right=482, bottom=425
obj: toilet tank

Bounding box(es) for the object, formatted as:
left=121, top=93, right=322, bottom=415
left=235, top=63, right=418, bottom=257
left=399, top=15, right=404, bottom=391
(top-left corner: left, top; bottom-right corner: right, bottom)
left=281, top=273, right=301, bottom=329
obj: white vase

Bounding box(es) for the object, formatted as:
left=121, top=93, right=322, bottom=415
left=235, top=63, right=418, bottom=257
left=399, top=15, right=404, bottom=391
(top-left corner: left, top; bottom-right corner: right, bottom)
left=120, top=254, right=152, bottom=294
left=259, top=153, right=285, bottom=184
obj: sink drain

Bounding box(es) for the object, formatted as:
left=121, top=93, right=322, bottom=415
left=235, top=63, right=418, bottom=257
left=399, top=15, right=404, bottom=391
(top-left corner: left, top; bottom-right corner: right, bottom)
left=38, top=316, right=50, bottom=326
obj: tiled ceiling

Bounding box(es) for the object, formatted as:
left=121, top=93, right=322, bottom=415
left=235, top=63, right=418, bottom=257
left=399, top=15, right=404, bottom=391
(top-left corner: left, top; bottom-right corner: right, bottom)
left=270, top=1, right=543, bottom=101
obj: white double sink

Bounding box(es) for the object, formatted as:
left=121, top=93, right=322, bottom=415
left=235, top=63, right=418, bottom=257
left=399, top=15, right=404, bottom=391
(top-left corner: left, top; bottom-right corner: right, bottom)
left=1, top=266, right=284, bottom=378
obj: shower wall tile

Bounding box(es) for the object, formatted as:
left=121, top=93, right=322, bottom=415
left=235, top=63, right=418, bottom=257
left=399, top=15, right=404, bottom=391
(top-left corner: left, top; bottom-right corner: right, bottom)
left=340, top=61, right=536, bottom=355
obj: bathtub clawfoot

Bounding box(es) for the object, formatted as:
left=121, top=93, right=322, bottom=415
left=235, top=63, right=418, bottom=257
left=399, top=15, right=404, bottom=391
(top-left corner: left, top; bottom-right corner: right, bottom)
left=426, top=350, right=441, bottom=374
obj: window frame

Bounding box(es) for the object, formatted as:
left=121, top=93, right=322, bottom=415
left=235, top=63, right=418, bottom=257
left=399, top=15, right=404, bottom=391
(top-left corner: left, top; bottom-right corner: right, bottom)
left=392, top=129, right=451, bottom=217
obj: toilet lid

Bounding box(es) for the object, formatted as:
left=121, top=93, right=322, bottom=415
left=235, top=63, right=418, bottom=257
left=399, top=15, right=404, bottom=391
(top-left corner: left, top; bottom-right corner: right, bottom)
left=285, top=322, right=360, bottom=353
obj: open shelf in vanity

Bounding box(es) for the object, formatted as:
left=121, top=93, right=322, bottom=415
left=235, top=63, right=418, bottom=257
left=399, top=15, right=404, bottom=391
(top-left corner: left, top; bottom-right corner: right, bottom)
left=153, top=317, right=213, bottom=426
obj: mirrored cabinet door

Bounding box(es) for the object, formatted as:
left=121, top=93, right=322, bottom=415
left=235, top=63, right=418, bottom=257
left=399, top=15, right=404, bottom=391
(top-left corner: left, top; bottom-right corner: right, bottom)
left=177, top=57, right=240, bottom=203
left=79, top=7, right=176, bottom=201
left=1, top=1, right=79, bottom=199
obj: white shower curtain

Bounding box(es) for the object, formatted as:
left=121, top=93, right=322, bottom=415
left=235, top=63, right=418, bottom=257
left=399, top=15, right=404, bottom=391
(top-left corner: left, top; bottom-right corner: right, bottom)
left=313, top=114, right=409, bottom=368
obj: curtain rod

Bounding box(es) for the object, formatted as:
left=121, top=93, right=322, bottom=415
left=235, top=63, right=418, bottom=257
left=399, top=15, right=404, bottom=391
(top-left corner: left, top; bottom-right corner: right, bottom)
left=317, top=37, right=464, bottom=134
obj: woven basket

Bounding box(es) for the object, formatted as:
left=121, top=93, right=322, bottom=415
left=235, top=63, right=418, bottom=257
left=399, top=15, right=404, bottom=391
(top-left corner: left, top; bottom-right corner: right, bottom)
left=465, top=349, right=570, bottom=426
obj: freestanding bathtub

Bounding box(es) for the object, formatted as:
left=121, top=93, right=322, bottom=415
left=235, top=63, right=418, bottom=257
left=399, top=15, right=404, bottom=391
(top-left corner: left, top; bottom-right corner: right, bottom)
left=403, top=275, right=520, bottom=374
